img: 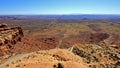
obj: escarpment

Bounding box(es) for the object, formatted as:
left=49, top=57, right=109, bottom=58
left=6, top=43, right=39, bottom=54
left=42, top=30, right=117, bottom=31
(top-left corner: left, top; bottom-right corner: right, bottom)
left=0, top=24, right=23, bottom=56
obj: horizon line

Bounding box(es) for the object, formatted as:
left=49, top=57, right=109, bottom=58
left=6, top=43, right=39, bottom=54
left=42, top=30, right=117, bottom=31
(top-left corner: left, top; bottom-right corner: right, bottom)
left=0, top=14, right=120, bottom=16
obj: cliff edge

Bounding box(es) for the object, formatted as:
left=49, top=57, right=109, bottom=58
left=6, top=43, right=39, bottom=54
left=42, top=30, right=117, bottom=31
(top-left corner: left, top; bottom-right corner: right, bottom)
left=0, top=24, right=23, bottom=56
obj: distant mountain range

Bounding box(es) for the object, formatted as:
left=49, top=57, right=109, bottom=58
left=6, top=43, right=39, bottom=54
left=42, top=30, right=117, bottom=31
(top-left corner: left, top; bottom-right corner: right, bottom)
left=0, top=14, right=120, bottom=19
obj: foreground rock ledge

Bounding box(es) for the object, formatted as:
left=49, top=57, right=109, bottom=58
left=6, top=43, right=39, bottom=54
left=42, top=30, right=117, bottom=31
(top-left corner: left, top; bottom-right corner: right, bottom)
left=0, top=49, right=88, bottom=68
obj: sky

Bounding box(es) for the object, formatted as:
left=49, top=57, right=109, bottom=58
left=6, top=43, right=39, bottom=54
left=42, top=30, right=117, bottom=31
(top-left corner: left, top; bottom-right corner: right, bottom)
left=0, top=0, right=120, bottom=15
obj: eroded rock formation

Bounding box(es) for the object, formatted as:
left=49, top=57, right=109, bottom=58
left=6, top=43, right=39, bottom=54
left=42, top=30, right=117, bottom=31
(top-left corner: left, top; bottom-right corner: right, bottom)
left=0, top=24, right=23, bottom=56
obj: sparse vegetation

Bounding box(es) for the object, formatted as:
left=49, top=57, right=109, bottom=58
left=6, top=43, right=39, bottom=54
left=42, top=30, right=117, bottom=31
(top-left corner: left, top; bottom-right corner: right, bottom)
left=73, top=44, right=120, bottom=68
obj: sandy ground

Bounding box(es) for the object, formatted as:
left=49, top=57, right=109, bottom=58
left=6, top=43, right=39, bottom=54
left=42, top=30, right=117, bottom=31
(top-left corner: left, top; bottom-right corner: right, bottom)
left=0, top=49, right=88, bottom=68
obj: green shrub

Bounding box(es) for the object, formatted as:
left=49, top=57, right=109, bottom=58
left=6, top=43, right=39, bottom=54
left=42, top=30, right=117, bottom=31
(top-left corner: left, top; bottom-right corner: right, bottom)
left=58, top=63, right=64, bottom=68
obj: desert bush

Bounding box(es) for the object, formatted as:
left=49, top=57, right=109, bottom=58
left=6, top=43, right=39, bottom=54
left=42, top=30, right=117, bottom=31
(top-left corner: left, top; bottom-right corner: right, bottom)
left=110, top=54, right=120, bottom=61
left=89, top=65, right=92, bottom=67
left=86, top=56, right=91, bottom=64
left=58, top=63, right=64, bottom=68
left=115, top=61, right=120, bottom=67
left=99, top=53, right=102, bottom=57
left=100, top=64, right=105, bottom=68
left=16, top=64, right=20, bottom=67
left=105, top=64, right=109, bottom=68
left=93, top=56, right=99, bottom=62
left=5, top=64, right=9, bottom=67
left=92, top=65, right=96, bottom=68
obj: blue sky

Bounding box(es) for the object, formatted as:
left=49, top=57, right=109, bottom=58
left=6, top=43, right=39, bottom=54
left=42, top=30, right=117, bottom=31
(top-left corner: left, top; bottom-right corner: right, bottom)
left=0, top=0, right=120, bottom=15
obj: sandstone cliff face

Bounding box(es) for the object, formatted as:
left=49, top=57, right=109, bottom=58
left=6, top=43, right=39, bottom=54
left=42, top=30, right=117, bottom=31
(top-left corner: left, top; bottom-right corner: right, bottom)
left=0, top=24, right=23, bottom=56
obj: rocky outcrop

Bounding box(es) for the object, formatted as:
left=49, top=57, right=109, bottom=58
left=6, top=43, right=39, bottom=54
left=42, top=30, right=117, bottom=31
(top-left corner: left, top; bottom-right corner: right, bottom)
left=0, top=24, right=23, bottom=56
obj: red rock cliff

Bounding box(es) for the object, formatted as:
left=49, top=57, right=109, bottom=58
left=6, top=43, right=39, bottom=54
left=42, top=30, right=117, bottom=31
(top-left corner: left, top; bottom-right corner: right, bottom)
left=0, top=24, right=23, bottom=56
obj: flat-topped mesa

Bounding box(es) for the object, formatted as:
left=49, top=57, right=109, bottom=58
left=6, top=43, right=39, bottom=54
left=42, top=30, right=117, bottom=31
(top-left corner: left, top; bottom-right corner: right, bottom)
left=0, top=24, right=24, bottom=56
